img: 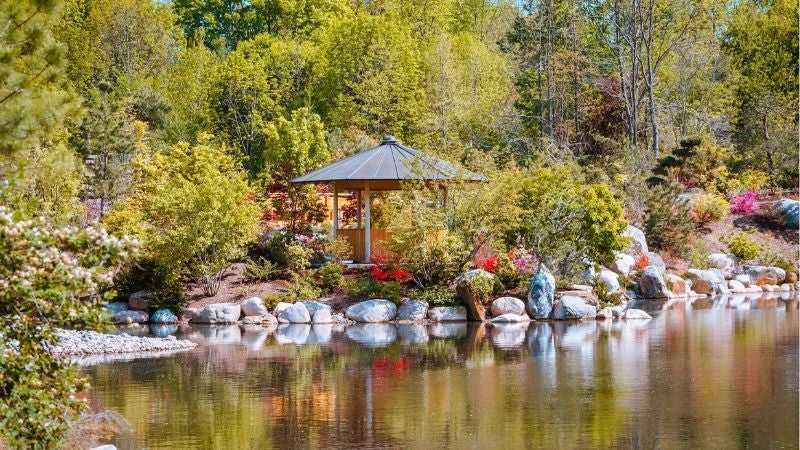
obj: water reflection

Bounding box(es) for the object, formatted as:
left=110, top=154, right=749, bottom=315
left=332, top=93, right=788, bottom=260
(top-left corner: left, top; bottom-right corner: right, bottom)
left=86, top=296, right=799, bottom=450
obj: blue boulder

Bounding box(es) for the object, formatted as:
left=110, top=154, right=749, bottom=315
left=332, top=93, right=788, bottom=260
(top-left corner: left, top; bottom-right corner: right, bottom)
left=150, top=308, right=178, bottom=324
left=527, top=265, right=555, bottom=320
left=105, top=301, right=128, bottom=315
left=776, top=199, right=799, bottom=229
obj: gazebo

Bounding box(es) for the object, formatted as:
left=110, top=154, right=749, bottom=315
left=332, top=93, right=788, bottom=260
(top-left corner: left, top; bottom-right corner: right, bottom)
left=291, top=135, right=485, bottom=262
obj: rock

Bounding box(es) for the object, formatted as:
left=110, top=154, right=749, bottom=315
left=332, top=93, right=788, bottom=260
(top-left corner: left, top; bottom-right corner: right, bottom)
left=150, top=308, right=178, bottom=324
left=193, top=303, right=241, bottom=324
left=241, top=313, right=278, bottom=326
left=567, top=284, right=593, bottom=293
left=273, top=302, right=292, bottom=316
left=427, top=306, right=467, bottom=321
left=665, top=273, right=690, bottom=296
left=51, top=329, right=196, bottom=356
left=278, top=303, right=311, bottom=323
left=775, top=198, right=799, bottom=228
left=686, top=269, right=729, bottom=295
left=241, top=297, right=268, bottom=316
left=623, top=309, right=652, bottom=320
left=311, top=307, right=333, bottom=324
left=455, top=269, right=495, bottom=321
left=127, top=291, right=150, bottom=311
left=112, top=310, right=148, bottom=324
left=598, top=269, right=621, bottom=292
left=647, top=252, right=666, bottom=274
left=345, top=299, right=398, bottom=322
left=302, top=300, right=332, bottom=317
left=612, top=252, right=636, bottom=275
left=742, top=265, right=786, bottom=286
left=734, top=273, right=752, bottom=285
left=708, top=253, right=735, bottom=276
left=490, top=296, right=526, bottom=316
left=550, top=296, right=597, bottom=320
left=728, top=279, right=746, bottom=291
left=527, top=265, right=555, bottom=320
left=396, top=299, right=429, bottom=321
left=105, top=302, right=128, bottom=315
left=490, top=313, right=529, bottom=323
left=637, top=266, right=670, bottom=298
left=596, top=307, right=614, bottom=320
left=622, top=225, right=649, bottom=256
left=611, top=304, right=627, bottom=318
left=346, top=323, right=397, bottom=348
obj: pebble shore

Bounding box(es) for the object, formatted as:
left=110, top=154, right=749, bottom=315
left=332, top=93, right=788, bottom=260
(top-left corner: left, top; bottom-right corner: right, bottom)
left=51, top=329, right=197, bottom=355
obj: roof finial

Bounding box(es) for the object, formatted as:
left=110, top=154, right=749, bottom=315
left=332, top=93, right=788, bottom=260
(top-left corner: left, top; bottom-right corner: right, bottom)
left=381, top=134, right=398, bottom=144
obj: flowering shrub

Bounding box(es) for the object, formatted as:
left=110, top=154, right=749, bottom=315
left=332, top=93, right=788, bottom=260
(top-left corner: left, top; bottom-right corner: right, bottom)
left=370, top=261, right=411, bottom=282
left=634, top=254, right=649, bottom=270
left=0, top=208, right=135, bottom=447
left=730, top=192, right=758, bottom=215
left=476, top=255, right=499, bottom=273
left=691, top=193, right=729, bottom=226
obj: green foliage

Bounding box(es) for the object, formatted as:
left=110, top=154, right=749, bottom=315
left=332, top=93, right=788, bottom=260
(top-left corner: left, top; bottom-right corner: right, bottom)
left=493, top=253, right=523, bottom=290
left=461, top=273, right=495, bottom=305
left=315, top=262, right=344, bottom=292
left=687, top=241, right=711, bottom=270
left=644, top=182, right=696, bottom=257
left=691, top=193, right=729, bottom=227
left=325, top=236, right=353, bottom=262
left=263, top=278, right=322, bottom=306
left=243, top=257, right=279, bottom=282
left=0, top=209, right=134, bottom=448
left=347, top=277, right=403, bottom=303
left=411, top=285, right=461, bottom=307
left=725, top=233, right=761, bottom=262
left=104, top=137, right=261, bottom=296
left=592, top=279, right=625, bottom=309
left=284, top=243, right=312, bottom=274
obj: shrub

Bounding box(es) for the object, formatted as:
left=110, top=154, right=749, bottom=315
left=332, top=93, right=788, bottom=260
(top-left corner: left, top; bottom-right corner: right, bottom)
left=347, top=277, right=403, bottom=303
left=729, top=170, right=769, bottom=193
left=316, top=262, right=344, bottom=291
left=411, top=285, right=461, bottom=306
left=592, top=278, right=625, bottom=308
left=263, top=279, right=322, bottom=306
left=767, top=256, right=799, bottom=283
left=691, top=193, right=729, bottom=226
left=243, top=257, right=278, bottom=282
left=460, top=272, right=495, bottom=305
left=730, top=191, right=758, bottom=215
left=104, top=138, right=261, bottom=296
left=284, top=243, right=312, bottom=274
left=325, top=236, right=353, bottom=262
left=687, top=242, right=711, bottom=269
left=0, top=209, right=134, bottom=447
left=644, top=182, right=696, bottom=257
left=114, top=259, right=185, bottom=310
left=725, top=233, right=761, bottom=262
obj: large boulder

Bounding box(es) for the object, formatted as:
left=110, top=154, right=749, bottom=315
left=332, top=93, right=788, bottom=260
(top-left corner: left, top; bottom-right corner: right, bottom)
left=127, top=291, right=150, bottom=311
left=193, top=303, right=241, bottom=324
left=277, top=303, right=311, bottom=323
left=598, top=269, right=621, bottom=293
left=611, top=252, right=636, bottom=275
left=707, top=253, right=735, bottom=277
left=622, top=225, right=649, bottom=256
left=490, top=296, right=526, bottom=316
left=550, top=296, right=597, bottom=320
left=311, top=307, right=333, bottom=324
left=427, top=306, right=468, bottom=322
left=775, top=199, right=799, bottom=229
left=686, top=269, right=729, bottom=295
left=241, top=297, right=269, bottom=317
left=112, top=310, right=148, bottom=324
left=742, top=265, right=786, bottom=286
left=665, top=273, right=690, bottom=296
left=302, top=300, right=332, bottom=318
left=396, top=299, right=429, bottom=321
left=150, top=308, right=178, bottom=324
left=105, top=302, right=129, bottom=315
left=345, top=299, right=398, bottom=322
left=647, top=252, right=666, bottom=274
left=637, top=266, right=670, bottom=298
left=526, top=265, right=555, bottom=320
left=455, top=269, right=495, bottom=321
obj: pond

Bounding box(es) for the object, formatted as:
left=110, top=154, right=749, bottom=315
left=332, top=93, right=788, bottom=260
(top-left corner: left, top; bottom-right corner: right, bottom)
left=84, top=296, right=799, bottom=449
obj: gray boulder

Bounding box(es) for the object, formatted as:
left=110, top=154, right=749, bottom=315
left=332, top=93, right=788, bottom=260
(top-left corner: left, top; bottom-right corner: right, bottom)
left=647, top=252, right=666, bottom=274
left=527, top=265, right=555, bottom=319
left=490, top=296, right=526, bottom=316
left=598, top=269, right=621, bottom=292
left=708, top=253, right=735, bottom=276
left=686, top=269, right=729, bottom=295
left=427, top=306, right=467, bottom=321
left=396, top=299, right=429, bottom=321
left=345, top=299, right=398, bottom=322
left=273, top=302, right=292, bottom=316
left=112, top=310, right=148, bottom=324
left=105, top=302, right=128, bottom=315
left=278, top=303, right=311, bottom=323
left=622, top=225, right=649, bottom=256
left=241, top=297, right=268, bottom=317
left=550, top=296, right=597, bottom=320
left=775, top=198, right=799, bottom=228
left=742, top=265, right=786, bottom=286
left=150, top=308, right=178, bottom=324
left=311, top=307, right=333, bottom=324
left=127, top=291, right=150, bottom=311
left=193, top=303, right=241, bottom=324
left=302, top=300, right=332, bottom=317
left=612, top=252, right=636, bottom=275
left=637, top=266, right=670, bottom=298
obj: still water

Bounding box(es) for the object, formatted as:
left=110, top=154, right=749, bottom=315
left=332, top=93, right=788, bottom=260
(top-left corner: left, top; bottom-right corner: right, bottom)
left=85, top=296, right=799, bottom=449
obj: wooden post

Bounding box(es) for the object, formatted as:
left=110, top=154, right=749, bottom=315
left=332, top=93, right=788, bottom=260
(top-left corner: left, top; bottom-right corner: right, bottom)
left=364, top=185, right=371, bottom=262
left=332, top=184, right=338, bottom=238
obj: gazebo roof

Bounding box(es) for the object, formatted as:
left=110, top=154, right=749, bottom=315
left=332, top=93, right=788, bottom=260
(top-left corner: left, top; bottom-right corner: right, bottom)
left=290, top=135, right=486, bottom=188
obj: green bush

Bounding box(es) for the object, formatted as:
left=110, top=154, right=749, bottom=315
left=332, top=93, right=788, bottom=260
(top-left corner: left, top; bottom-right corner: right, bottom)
left=687, top=241, right=711, bottom=269
left=243, top=257, right=279, bottom=282
left=316, top=262, right=345, bottom=291
left=104, top=138, right=261, bottom=296
left=493, top=254, right=524, bottom=289
left=114, top=259, right=185, bottom=310
left=644, top=182, right=696, bottom=257
left=347, top=277, right=403, bottom=303
left=726, top=233, right=761, bottom=261
left=324, top=236, right=353, bottom=262
left=285, top=243, right=312, bottom=274
left=691, top=193, right=729, bottom=226
left=412, top=285, right=461, bottom=306
left=265, top=232, right=313, bottom=273
left=768, top=256, right=799, bottom=283
left=461, top=273, right=496, bottom=305
left=263, top=279, right=322, bottom=307
left=592, top=278, right=625, bottom=308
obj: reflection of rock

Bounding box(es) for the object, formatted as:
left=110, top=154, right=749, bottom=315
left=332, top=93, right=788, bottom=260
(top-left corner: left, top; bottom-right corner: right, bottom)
left=345, top=299, right=398, bottom=322
left=427, top=306, right=467, bottom=322
left=397, top=323, right=429, bottom=344
left=194, top=325, right=242, bottom=345
left=346, top=323, right=398, bottom=347
left=526, top=323, right=555, bottom=356
left=307, top=324, right=333, bottom=344
left=555, top=321, right=597, bottom=350
left=397, top=299, right=429, bottom=321
left=150, top=324, right=178, bottom=337
left=241, top=327, right=269, bottom=351
left=429, top=322, right=468, bottom=339
left=275, top=324, right=311, bottom=345
left=490, top=323, right=529, bottom=348
left=491, top=313, right=529, bottom=323
left=622, top=309, right=652, bottom=320
left=490, top=296, right=526, bottom=316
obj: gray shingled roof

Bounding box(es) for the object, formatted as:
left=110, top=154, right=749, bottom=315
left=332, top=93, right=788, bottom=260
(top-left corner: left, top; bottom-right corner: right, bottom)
left=291, top=135, right=486, bottom=184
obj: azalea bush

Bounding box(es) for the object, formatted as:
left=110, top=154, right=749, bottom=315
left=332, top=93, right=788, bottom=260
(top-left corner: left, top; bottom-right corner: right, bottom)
left=730, top=191, right=759, bottom=215
left=104, top=137, right=261, bottom=296
left=0, top=209, right=135, bottom=447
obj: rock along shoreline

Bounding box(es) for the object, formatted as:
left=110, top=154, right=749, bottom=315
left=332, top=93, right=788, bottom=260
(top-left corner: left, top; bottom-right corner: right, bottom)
left=50, top=329, right=197, bottom=356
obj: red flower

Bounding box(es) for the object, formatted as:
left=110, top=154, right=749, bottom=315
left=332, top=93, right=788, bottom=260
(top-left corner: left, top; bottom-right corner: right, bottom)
left=477, top=255, right=499, bottom=273
left=634, top=254, right=649, bottom=270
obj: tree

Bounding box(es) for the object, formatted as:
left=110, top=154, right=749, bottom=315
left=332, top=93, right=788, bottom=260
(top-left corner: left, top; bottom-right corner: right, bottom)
left=104, top=136, right=261, bottom=295
left=0, top=209, right=134, bottom=447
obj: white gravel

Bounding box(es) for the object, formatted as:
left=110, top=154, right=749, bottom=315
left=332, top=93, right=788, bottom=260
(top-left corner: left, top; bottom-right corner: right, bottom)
left=51, top=329, right=197, bottom=355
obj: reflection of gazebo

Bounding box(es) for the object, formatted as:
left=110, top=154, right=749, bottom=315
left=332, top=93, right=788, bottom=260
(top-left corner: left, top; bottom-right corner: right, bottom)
left=291, top=135, right=485, bottom=262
